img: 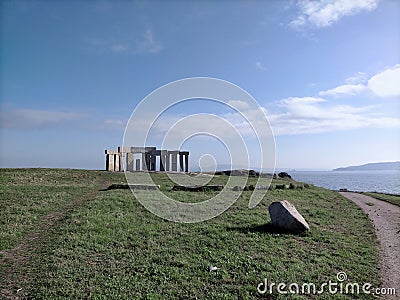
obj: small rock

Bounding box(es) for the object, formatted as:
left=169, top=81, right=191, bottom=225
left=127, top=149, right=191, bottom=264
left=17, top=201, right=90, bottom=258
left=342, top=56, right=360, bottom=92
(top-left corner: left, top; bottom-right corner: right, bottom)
left=268, top=200, right=310, bottom=232
left=210, top=266, right=219, bottom=271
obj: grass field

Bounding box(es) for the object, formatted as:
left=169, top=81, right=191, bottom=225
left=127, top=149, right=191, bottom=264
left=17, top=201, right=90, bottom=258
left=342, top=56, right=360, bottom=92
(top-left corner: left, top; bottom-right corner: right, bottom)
left=361, top=192, right=400, bottom=207
left=0, top=169, right=380, bottom=299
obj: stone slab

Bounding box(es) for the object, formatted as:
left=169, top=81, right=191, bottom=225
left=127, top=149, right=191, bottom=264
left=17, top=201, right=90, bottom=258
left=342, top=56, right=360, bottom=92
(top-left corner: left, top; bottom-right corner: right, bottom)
left=106, top=183, right=160, bottom=190
left=172, top=185, right=223, bottom=192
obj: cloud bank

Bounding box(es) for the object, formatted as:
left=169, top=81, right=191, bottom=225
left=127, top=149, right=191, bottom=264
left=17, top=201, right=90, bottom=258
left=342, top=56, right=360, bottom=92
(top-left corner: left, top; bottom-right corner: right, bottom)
left=290, top=0, right=379, bottom=28
left=368, top=65, right=400, bottom=97
left=319, top=64, right=400, bottom=98
left=0, top=108, right=85, bottom=129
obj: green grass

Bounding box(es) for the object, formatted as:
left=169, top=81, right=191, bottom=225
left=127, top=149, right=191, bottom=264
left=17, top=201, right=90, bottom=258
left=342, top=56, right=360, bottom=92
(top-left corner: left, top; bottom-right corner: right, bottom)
left=0, top=169, right=381, bottom=299
left=361, top=192, right=400, bottom=207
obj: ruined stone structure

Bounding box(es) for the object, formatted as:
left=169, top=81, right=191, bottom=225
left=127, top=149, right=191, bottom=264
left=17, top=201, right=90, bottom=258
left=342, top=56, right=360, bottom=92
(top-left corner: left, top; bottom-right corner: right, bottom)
left=105, top=147, right=189, bottom=172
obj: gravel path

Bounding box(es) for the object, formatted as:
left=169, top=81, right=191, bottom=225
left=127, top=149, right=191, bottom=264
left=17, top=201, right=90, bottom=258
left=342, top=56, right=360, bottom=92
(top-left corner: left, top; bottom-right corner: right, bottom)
left=340, top=192, right=399, bottom=299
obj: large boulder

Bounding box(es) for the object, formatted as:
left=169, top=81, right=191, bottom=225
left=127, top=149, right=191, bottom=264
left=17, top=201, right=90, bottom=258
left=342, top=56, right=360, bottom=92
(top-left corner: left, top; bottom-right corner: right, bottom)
left=268, top=200, right=310, bottom=232
left=278, top=172, right=292, bottom=179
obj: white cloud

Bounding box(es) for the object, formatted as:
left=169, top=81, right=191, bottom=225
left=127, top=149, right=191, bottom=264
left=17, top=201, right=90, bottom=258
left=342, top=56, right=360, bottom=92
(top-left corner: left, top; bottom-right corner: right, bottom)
left=148, top=96, right=399, bottom=139
left=193, top=97, right=399, bottom=137
left=111, top=44, right=129, bottom=53
left=255, top=61, right=267, bottom=71
left=104, top=93, right=399, bottom=142
left=95, top=119, right=126, bottom=131
left=368, top=64, right=400, bottom=97
left=227, top=100, right=249, bottom=110
left=345, top=72, right=367, bottom=84
left=281, top=97, right=325, bottom=104
left=86, top=27, right=162, bottom=55
left=319, top=84, right=368, bottom=96
left=290, top=0, right=379, bottom=28
left=316, top=64, right=400, bottom=98
left=136, top=28, right=162, bottom=54
left=267, top=96, right=399, bottom=135
left=279, top=97, right=328, bottom=119
left=0, top=108, right=85, bottom=129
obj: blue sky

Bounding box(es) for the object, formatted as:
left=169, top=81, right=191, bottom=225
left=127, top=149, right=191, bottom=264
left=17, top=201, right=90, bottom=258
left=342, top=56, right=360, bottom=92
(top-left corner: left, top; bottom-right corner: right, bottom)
left=0, top=0, right=399, bottom=170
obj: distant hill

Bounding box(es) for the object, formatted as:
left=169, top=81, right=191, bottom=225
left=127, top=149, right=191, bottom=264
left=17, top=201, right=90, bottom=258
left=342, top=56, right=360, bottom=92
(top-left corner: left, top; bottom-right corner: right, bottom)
left=333, top=161, right=400, bottom=171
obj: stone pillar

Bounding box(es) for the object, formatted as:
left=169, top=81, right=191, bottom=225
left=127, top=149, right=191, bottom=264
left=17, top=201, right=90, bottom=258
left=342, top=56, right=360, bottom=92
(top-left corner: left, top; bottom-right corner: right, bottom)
left=160, top=150, right=167, bottom=172
left=135, top=159, right=141, bottom=171
left=179, top=153, right=184, bottom=172
left=147, top=154, right=151, bottom=171
left=106, top=154, right=114, bottom=171
left=177, top=151, right=189, bottom=173
left=126, top=153, right=134, bottom=172
left=117, top=146, right=130, bottom=172
left=184, top=153, right=189, bottom=173
left=118, top=153, right=124, bottom=171
left=171, top=152, right=177, bottom=171
left=142, top=152, right=146, bottom=170
left=165, top=152, right=170, bottom=171
left=115, top=154, right=120, bottom=172
left=150, top=154, right=156, bottom=171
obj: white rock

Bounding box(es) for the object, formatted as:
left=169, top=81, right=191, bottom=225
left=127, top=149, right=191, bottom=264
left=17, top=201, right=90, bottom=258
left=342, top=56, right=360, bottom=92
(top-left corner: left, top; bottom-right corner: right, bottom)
left=268, top=200, right=310, bottom=232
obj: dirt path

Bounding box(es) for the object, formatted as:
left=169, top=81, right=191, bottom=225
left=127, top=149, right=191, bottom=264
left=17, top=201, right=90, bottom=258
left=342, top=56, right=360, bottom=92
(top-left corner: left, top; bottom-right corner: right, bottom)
left=340, top=192, right=399, bottom=298
left=0, top=176, right=112, bottom=299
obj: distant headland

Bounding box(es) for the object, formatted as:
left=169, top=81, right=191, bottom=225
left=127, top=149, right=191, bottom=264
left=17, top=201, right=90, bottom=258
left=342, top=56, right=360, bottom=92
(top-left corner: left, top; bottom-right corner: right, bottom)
left=333, top=161, right=400, bottom=171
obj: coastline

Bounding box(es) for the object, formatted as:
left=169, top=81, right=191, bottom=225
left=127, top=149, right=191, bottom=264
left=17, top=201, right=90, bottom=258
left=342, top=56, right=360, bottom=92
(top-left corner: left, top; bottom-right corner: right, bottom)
left=291, top=170, right=400, bottom=195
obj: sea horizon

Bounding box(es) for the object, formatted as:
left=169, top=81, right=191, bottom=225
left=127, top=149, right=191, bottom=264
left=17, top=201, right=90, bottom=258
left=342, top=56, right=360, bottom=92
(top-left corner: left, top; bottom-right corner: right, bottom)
left=290, top=170, right=400, bottom=195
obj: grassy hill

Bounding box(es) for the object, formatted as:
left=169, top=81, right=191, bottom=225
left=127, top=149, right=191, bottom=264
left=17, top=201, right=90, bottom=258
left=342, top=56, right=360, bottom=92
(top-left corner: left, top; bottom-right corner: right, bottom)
left=0, top=169, right=380, bottom=299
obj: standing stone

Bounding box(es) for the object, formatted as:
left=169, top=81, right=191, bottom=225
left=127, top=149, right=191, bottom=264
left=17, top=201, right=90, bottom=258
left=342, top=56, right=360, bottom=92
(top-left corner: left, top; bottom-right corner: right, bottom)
left=165, top=152, right=170, bottom=171
left=184, top=154, right=189, bottom=173
left=160, top=150, right=169, bottom=172
left=118, top=153, right=124, bottom=171
left=160, top=151, right=167, bottom=171
left=144, top=153, right=151, bottom=171
left=150, top=154, right=156, bottom=171
left=142, top=152, right=147, bottom=170
left=106, top=154, right=114, bottom=171
left=171, top=152, right=178, bottom=171
left=114, top=154, right=120, bottom=172
left=268, top=200, right=310, bottom=232
left=179, top=154, right=184, bottom=172
left=126, top=153, right=134, bottom=172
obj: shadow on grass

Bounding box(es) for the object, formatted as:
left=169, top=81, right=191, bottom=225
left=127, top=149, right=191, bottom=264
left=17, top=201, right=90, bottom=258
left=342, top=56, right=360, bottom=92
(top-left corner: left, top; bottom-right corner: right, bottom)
left=227, top=222, right=307, bottom=236
left=99, top=184, right=130, bottom=191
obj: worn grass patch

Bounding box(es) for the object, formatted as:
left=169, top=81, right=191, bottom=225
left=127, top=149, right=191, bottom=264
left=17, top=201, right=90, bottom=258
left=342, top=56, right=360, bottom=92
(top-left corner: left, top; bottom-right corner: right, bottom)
left=362, top=192, right=400, bottom=207
left=0, top=169, right=380, bottom=299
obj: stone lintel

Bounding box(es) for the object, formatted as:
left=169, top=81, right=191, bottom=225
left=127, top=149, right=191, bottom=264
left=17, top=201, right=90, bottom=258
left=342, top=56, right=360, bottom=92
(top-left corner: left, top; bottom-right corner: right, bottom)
left=168, top=150, right=180, bottom=155
left=118, top=146, right=158, bottom=153
left=151, top=150, right=161, bottom=156
left=105, top=150, right=118, bottom=155
left=118, top=146, right=131, bottom=153
left=130, top=146, right=156, bottom=153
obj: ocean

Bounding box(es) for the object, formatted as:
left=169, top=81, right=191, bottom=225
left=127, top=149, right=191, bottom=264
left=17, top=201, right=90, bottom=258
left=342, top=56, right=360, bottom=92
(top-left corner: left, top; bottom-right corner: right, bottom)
left=290, top=170, right=400, bottom=195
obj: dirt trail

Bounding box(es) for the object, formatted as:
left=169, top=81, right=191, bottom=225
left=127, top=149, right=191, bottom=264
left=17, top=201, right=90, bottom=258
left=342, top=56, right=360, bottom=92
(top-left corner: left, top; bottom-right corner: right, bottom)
left=340, top=192, right=399, bottom=299
left=0, top=176, right=111, bottom=299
